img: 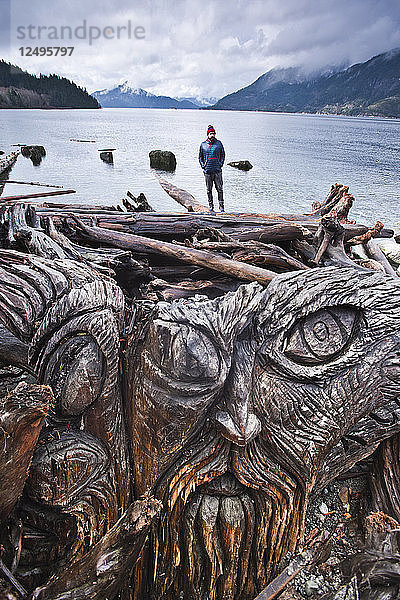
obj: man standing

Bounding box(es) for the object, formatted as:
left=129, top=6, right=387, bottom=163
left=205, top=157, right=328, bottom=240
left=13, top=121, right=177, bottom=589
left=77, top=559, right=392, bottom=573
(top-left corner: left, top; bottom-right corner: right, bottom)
left=198, top=124, right=225, bottom=213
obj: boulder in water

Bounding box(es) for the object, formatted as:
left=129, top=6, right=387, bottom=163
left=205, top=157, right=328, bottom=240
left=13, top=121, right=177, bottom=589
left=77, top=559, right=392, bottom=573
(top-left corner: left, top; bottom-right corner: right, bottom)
left=228, top=160, right=253, bottom=171
left=21, top=145, right=46, bottom=165
left=149, top=150, right=176, bottom=171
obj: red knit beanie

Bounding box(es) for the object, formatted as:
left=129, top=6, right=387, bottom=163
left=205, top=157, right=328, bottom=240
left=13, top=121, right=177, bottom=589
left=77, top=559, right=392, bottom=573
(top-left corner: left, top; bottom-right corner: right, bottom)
left=207, top=124, right=216, bottom=135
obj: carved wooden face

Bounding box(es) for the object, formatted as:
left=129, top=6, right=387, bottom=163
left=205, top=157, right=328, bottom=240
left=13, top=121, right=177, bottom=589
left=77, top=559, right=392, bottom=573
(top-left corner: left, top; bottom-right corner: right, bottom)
left=128, top=268, right=400, bottom=600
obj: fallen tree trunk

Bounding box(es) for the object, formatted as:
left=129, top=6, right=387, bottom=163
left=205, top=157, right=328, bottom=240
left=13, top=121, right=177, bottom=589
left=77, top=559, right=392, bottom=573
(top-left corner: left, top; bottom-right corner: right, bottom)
left=191, top=240, right=308, bottom=271
left=158, top=177, right=210, bottom=212
left=70, top=218, right=278, bottom=285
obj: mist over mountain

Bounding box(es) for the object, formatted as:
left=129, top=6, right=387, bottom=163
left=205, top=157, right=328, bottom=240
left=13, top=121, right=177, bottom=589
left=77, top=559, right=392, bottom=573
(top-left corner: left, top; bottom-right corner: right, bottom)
left=93, top=82, right=198, bottom=108
left=212, top=49, right=400, bottom=117
left=177, top=96, right=220, bottom=107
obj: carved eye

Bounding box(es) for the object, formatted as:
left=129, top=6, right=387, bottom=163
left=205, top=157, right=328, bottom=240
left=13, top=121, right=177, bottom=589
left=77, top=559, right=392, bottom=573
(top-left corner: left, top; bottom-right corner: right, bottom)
left=283, top=306, right=359, bottom=365
left=148, top=321, right=220, bottom=381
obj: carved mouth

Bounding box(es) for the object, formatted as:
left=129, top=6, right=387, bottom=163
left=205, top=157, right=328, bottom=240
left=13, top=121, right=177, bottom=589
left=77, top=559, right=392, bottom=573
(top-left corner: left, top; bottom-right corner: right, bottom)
left=197, top=472, right=247, bottom=497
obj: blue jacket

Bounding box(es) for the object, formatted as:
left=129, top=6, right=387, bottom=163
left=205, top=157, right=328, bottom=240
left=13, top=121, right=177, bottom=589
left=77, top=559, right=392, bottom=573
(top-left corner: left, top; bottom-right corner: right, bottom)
left=198, top=139, right=225, bottom=173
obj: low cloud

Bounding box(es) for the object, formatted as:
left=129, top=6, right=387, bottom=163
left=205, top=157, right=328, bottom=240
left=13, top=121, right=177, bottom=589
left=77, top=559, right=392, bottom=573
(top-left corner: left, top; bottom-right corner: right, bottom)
left=1, top=0, right=399, bottom=98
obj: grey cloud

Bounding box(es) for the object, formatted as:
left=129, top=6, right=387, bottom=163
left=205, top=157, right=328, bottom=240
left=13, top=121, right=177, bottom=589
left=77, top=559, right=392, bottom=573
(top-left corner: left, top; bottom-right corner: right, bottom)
left=2, top=0, right=400, bottom=98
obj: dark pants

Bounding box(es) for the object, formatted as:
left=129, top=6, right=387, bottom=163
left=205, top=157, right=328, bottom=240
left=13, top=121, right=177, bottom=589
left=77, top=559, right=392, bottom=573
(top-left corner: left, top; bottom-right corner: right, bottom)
left=205, top=171, right=224, bottom=211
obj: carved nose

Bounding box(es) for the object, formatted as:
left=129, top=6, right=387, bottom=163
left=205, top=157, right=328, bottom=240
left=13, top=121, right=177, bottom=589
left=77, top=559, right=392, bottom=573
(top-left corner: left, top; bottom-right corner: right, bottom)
left=215, top=407, right=261, bottom=446
left=214, top=335, right=260, bottom=446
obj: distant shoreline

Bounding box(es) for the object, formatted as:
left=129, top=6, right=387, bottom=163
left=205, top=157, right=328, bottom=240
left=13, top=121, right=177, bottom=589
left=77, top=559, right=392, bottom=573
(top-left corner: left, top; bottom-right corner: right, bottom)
left=1, top=105, right=399, bottom=121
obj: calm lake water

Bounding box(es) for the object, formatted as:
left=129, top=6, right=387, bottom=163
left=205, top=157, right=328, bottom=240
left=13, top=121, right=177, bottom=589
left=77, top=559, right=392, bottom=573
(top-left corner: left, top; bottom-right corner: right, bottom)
left=0, top=108, right=399, bottom=228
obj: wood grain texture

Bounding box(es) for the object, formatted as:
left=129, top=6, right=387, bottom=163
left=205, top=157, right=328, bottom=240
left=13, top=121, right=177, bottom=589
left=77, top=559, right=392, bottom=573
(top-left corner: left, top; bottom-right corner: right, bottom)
left=0, top=184, right=399, bottom=600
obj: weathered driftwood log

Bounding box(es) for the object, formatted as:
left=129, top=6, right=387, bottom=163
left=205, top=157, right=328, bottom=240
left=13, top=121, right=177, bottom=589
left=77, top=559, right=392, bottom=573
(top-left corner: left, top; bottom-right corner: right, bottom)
left=29, top=497, right=161, bottom=600
left=0, top=151, right=19, bottom=177
left=125, top=268, right=400, bottom=600
left=69, top=218, right=278, bottom=285
left=0, top=190, right=76, bottom=202
left=0, top=180, right=399, bottom=600
left=311, top=183, right=352, bottom=219
left=311, top=216, right=369, bottom=270
left=0, top=382, right=52, bottom=522
left=158, top=177, right=208, bottom=212
left=346, top=221, right=384, bottom=246
left=190, top=240, right=308, bottom=271
left=1, top=205, right=149, bottom=287
left=189, top=227, right=309, bottom=271
left=0, top=251, right=131, bottom=587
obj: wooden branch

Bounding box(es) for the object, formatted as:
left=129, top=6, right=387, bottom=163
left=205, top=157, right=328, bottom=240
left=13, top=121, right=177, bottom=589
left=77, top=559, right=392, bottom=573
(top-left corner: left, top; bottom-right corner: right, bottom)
left=141, top=277, right=242, bottom=301
left=157, top=177, right=208, bottom=212
left=29, top=497, right=161, bottom=600
left=363, top=239, right=398, bottom=278
left=69, top=218, right=278, bottom=285
left=1, top=190, right=75, bottom=202
left=0, top=557, right=27, bottom=598
left=346, top=221, right=384, bottom=246
left=7, top=203, right=72, bottom=260
left=311, top=216, right=369, bottom=270
left=253, top=532, right=331, bottom=600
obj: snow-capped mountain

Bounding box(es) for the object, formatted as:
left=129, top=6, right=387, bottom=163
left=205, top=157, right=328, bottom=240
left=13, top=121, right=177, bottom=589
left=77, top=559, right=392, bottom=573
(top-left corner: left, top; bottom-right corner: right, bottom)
left=92, top=82, right=198, bottom=108
left=177, top=96, right=220, bottom=107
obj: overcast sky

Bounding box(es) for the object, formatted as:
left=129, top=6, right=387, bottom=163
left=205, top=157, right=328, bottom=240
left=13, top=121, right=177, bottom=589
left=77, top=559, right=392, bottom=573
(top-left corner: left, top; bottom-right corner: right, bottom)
left=1, top=0, right=400, bottom=99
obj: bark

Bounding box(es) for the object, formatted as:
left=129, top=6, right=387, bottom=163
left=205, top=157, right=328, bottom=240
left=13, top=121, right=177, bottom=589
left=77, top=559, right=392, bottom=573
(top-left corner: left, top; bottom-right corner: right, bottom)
left=369, top=437, right=400, bottom=522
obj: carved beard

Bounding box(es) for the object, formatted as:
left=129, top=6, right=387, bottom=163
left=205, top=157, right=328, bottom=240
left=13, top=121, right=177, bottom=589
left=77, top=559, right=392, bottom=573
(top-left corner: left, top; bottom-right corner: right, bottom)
left=134, top=424, right=304, bottom=600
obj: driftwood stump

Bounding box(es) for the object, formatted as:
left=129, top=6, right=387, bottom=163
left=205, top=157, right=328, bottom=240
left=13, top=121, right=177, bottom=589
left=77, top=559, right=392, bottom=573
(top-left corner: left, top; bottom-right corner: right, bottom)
left=0, top=185, right=400, bottom=600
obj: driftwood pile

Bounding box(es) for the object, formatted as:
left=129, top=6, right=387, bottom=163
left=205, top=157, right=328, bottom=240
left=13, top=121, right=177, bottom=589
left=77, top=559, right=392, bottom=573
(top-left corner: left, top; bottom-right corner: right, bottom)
left=1, top=178, right=400, bottom=600
left=0, top=181, right=396, bottom=303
